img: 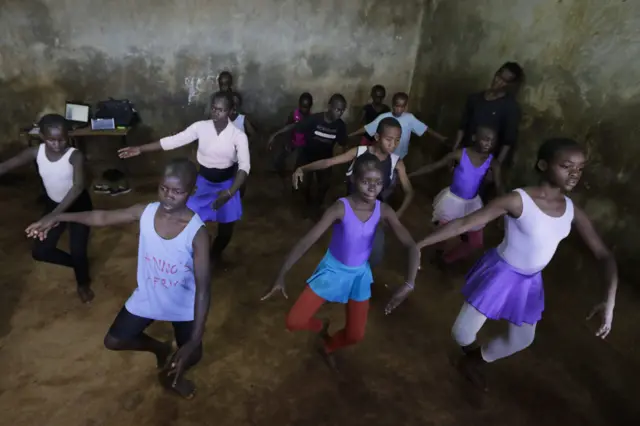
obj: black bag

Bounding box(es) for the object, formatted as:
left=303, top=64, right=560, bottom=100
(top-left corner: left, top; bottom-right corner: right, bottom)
left=94, top=98, right=139, bottom=127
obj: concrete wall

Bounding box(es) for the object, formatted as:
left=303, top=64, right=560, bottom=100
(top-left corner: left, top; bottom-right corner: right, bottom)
left=411, top=0, right=640, bottom=274
left=0, top=0, right=425, bottom=150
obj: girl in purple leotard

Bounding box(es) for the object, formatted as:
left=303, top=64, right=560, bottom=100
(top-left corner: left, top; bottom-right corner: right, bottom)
left=262, top=155, right=420, bottom=369
left=410, top=125, right=503, bottom=264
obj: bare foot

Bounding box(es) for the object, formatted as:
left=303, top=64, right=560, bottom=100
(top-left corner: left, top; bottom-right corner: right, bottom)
left=158, top=370, right=196, bottom=400
left=155, top=343, right=174, bottom=369
left=77, top=286, right=95, bottom=303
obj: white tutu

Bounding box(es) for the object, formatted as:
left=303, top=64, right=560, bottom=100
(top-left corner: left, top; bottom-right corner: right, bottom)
left=432, top=187, right=484, bottom=230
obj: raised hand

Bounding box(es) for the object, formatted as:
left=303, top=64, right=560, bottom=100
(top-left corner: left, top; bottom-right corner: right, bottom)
left=118, top=146, right=142, bottom=159
left=266, top=136, right=276, bottom=152
left=586, top=302, right=613, bottom=339
left=292, top=168, right=304, bottom=190
left=212, top=190, right=232, bottom=211
left=261, top=277, right=287, bottom=301
left=25, top=214, right=60, bottom=241
left=384, top=283, right=414, bottom=315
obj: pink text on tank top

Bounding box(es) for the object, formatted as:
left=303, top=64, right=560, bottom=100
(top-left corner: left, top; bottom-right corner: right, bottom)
left=450, top=149, right=493, bottom=199
left=291, top=108, right=306, bottom=148
left=125, top=202, right=205, bottom=322
left=328, top=198, right=381, bottom=266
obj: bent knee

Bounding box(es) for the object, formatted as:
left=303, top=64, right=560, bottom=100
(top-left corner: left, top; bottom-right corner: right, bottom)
left=451, top=323, right=474, bottom=347
left=32, top=247, right=47, bottom=261
left=517, top=333, right=536, bottom=351
left=285, top=315, right=306, bottom=332
left=103, top=333, right=123, bottom=351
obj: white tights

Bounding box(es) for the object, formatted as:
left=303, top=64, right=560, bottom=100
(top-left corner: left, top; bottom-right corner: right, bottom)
left=452, top=303, right=537, bottom=363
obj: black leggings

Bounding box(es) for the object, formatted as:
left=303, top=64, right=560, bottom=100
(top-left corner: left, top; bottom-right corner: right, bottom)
left=211, top=221, right=235, bottom=261
left=32, top=191, right=93, bottom=287
left=107, top=306, right=203, bottom=366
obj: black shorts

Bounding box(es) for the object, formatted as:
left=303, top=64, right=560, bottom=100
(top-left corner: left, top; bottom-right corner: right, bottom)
left=108, top=306, right=195, bottom=348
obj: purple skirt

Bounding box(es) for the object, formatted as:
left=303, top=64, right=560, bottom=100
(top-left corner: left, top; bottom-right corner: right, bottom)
left=462, top=249, right=544, bottom=326
left=186, top=175, right=242, bottom=223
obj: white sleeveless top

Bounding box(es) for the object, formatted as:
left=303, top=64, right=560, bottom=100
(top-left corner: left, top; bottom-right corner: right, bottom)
left=345, top=146, right=399, bottom=180
left=36, top=144, right=76, bottom=203
left=497, top=188, right=574, bottom=274
left=232, top=114, right=246, bottom=133
left=125, top=202, right=205, bottom=322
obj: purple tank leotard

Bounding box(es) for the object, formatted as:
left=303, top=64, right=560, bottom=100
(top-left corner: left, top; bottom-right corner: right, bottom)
left=450, top=149, right=493, bottom=199
left=328, top=198, right=381, bottom=267
left=291, top=108, right=306, bottom=148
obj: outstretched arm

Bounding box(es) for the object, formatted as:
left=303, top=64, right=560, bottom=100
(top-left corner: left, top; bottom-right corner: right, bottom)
left=351, top=114, right=384, bottom=138
left=119, top=123, right=199, bottom=158
left=292, top=148, right=358, bottom=189
left=0, top=147, right=38, bottom=176
left=383, top=204, right=419, bottom=285
left=392, top=160, right=414, bottom=218
left=426, top=127, right=447, bottom=143
left=267, top=123, right=296, bottom=148
left=573, top=206, right=617, bottom=338
left=26, top=203, right=147, bottom=240
left=348, top=126, right=366, bottom=138
left=417, top=191, right=522, bottom=249
left=409, top=150, right=461, bottom=178
left=300, top=147, right=358, bottom=173
left=277, top=201, right=342, bottom=279
left=262, top=201, right=343, bottom=300
left=381, top=204, right=420, bottom=314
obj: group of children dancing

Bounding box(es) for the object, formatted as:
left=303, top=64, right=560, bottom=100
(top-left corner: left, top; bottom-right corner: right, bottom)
left=1, top=68, right=617, bottom=399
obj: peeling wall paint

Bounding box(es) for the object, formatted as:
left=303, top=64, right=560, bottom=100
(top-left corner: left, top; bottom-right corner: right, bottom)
left=0, top=0, right=425, bottom=149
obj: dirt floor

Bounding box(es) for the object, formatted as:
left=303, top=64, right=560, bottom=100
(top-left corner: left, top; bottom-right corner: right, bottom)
left=0, top=164, right=639, bottom=426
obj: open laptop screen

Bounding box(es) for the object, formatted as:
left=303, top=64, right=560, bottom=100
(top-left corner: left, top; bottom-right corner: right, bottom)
left=65, top=103, right=90, bottom=123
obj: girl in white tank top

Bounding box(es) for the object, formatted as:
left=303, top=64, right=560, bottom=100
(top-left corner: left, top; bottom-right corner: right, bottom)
left=230, top=92, right=257, bottom=138
left=415, top=138, right=618, bottom=390
left=0, top=114, right=94, bottom=303
left=26, top=158, right=210, bottom=399
left=230, top=91, right=256, bottom=200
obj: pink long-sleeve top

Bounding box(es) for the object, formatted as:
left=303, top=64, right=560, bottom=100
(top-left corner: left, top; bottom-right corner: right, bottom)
left=159, top=119, right=250, bottom=174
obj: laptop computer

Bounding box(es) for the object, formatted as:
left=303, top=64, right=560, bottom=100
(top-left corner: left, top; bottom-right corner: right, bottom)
left=65, top=101, right=91, bottom=128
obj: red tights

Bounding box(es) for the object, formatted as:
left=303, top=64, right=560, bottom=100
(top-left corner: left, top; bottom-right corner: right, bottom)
left=286, top=286, right=369, bottom=353
left=438, top=221, right=484, bottom=264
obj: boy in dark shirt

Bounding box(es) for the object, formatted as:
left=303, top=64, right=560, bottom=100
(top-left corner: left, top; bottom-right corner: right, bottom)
left=268, top=94, right=348, bottom=218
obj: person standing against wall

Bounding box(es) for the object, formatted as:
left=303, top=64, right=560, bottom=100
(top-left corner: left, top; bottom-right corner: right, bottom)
left=453, top=62, right=524, bottom=164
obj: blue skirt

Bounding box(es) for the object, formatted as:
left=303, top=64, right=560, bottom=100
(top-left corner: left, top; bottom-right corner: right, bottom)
left=186, top=175, right=242, bottom=223
left=307, top=250, right=373, bottom=303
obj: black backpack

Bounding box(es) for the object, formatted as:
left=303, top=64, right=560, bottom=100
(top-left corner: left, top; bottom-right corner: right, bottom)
left=94, top=98, right=140, bottom=127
